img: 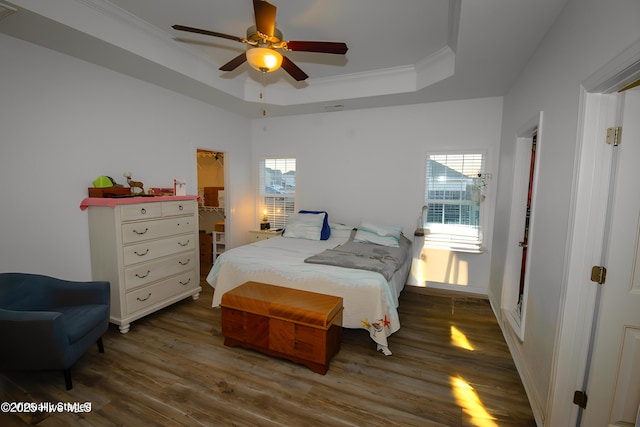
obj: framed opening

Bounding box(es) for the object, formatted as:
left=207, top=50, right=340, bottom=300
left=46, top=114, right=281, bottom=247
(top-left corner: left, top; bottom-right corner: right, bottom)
left=196, top=149, right=226, bottom=275
left=502, top=112, right=543, bottom=342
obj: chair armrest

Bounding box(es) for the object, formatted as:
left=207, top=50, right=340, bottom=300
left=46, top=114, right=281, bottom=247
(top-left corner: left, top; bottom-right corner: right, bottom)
left=0, top=309, right=69, bottom=368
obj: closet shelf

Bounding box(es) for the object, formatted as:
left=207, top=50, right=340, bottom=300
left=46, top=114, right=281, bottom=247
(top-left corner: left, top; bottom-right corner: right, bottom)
left=199, top=206, right=224, bottom=213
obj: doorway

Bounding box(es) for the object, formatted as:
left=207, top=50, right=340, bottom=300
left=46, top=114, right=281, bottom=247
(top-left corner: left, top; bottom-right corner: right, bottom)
left=197, top=149, right=225, bottom=278
left=579, top=87, right=640, bottom=426
left=547, top=44, right=640, bottom=423
left=502, top=113, right=543, bottom=342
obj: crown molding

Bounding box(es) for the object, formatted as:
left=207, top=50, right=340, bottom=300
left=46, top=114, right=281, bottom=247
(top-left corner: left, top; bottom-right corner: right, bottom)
left=8, top=0, right=458, bottom=109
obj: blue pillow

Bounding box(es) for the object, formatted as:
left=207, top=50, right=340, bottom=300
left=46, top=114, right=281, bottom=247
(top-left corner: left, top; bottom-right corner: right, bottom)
left=298, top=210, right=331, bottom=240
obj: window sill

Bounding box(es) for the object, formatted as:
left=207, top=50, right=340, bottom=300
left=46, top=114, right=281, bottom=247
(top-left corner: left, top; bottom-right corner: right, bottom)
left=415, top=231, right=485, bottom=253
left=424, top=239, right=485, bottom=254
left=424, top=243, right=485, bottom=254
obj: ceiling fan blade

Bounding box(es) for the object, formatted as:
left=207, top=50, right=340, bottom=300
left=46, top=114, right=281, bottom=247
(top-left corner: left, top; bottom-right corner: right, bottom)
left=253, top=0, right=276, bottom=38
left=281, top=56, right=309, bottom=81
left=286, top=41, right=348, bottom=55
left=219, top=52, right=247, bottom=72
left=172, top=25, right=244, bottom=43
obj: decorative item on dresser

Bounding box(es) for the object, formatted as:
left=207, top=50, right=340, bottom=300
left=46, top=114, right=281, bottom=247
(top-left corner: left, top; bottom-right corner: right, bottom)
left=248, top=229, right=281, bottom=242
left=80, top=196, right=201, bottom=333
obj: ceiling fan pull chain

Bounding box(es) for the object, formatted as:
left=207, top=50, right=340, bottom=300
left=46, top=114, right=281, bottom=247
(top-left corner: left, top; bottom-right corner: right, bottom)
left=260, top=72, right=267, bottom=116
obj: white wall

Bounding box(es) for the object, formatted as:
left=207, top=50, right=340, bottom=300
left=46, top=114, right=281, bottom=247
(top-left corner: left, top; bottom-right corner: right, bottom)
left=489, top=0, right=640, bottom=424
left=0, top=33, right=252, bottom=280
left=251, top=97, right=503, bottom=294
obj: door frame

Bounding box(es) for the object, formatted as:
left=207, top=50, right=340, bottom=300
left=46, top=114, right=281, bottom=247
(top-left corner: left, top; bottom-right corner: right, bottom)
left=546, top=39, right=640, bottom=426
left=502, top=112, right=543, bottom=343
left=194, top=147, right=230, bottom=252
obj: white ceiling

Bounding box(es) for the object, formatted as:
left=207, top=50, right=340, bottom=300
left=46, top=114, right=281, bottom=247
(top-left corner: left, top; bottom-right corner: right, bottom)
left=0, top=0, right=568, bottom=118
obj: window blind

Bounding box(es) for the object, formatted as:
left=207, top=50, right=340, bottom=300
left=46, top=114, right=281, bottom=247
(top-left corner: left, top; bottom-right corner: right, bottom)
left=259, top=157, right=296, bottom=229
left=424, top=153, right=485, bottom=251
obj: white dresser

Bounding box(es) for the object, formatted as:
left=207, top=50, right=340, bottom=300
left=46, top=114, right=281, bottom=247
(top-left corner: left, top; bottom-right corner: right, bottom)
left=84, top=196, right=201, bottom=333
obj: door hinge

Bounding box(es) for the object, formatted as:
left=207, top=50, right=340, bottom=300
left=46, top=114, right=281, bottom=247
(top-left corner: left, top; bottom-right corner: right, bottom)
left=591, top=265, right=607, bottom=285
left=606, top=127, right=622, bottom=146
left=573, top=390, right=588, bottom=409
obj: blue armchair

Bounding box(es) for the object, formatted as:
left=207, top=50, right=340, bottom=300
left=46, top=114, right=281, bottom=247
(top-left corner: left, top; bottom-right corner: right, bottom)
left=0, top=273, right=110, bottom=390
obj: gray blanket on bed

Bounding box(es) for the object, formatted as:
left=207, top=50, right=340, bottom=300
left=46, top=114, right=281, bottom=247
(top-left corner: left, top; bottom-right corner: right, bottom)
left=304, top=234, right=412, bottom=281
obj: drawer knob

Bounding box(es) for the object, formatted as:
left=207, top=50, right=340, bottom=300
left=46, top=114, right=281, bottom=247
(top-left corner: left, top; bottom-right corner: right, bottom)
left=136, top=293, right=151, bottom=302
left=179, top=278, right=191, bottom=286
left=133, top=227, right=149, bottom=235
left=179, top=259, right=191, bottom=266
left=134, top=249, right=149, bottom=256
left=140, top=208, right=146, bottom=214
left=179, top=205, right=184, bottom=211
left=178, top=240, right=190, bottom=247
left=135, top=270, right=151, bottom=279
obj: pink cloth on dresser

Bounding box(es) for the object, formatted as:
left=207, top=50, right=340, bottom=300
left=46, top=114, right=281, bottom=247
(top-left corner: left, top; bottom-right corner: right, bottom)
left=79, top=195, right=199, bottom=210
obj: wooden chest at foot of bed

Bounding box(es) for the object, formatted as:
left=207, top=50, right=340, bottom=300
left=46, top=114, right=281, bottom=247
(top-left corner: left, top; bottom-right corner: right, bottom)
left=220, top=281, right=343, bottom=374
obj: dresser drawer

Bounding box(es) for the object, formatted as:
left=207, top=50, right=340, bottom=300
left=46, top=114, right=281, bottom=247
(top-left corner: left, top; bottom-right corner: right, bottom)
left=125, top=270, right=197, bottom=315
left=123, top=234, right=196, bottom=266
left=122, top=216, right=196, bottom=244
left=162, top=200, right=196, bottom=216
left=249, top=230, right=281, bottom=242
left=124, top=250, right=196, bottom=290
left=120, top=203, right=162, bottom=221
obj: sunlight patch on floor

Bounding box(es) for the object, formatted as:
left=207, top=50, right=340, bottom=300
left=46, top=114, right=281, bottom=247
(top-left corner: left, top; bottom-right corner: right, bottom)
left=450, top=376, right=498, bottom=427
left=451, top=325, right=474, bottom=351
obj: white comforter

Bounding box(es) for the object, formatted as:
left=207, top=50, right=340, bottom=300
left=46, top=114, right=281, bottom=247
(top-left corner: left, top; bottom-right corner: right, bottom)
left=206, top=234, right=410, bottom=353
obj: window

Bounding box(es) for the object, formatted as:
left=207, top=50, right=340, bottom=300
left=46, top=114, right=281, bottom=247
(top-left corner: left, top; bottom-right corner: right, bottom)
left=259, top=157, right=296, bottom=229
left=424, top=153, right=486, bottom=252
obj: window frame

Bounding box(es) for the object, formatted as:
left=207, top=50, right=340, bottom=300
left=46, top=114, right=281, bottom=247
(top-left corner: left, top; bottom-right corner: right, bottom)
left=423, top=150, right=487, bottom=253
left=258, top=156, right=297, bottom=229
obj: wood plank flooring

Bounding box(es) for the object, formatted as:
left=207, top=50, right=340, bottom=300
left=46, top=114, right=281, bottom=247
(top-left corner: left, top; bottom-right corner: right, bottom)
left=0, top=280, right=536, bottom=426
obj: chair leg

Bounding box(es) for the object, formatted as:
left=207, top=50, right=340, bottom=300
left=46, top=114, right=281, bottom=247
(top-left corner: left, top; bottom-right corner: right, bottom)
left=64, top=369, right=72, bottom=390
left=63, top=339, right=103, bottom=391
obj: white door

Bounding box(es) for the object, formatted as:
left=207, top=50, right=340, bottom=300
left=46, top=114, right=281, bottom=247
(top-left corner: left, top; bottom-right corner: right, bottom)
left=582, top=87, right=640, bottom=426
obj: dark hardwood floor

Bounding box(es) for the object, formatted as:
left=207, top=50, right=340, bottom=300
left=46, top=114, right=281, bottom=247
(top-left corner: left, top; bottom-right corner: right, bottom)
left=0, top=280, right=536, bottom=426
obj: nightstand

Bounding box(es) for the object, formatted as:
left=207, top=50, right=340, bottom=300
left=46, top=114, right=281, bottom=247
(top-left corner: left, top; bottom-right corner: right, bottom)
left=249, top=229, right=282, bottom=242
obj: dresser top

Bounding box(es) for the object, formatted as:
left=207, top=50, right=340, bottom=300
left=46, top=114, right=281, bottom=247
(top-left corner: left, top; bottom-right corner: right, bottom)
left=80, top=195, right=199, bottom=211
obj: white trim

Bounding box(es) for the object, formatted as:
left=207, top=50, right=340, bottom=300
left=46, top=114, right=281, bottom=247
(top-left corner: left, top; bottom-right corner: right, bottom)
left=544, top=39, right=640, bottom=423
left=502, top=111, right=543, bottom=343
left=582, top=38, right=640, bottom=94
left=500, top=313, right=547, bottom=424
left=544, top=39, right=640, bottom=426
left=545, top=90, right=619, bottom=425
left=421, top=281, right=488, bottom=296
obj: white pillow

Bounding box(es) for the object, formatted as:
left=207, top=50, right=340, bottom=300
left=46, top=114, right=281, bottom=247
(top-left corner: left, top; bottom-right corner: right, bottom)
left=283, top=213, right=325, bottom=240
left=354, top=221, right=403, bottom=247
left=329, top=223, right=355, bottom=240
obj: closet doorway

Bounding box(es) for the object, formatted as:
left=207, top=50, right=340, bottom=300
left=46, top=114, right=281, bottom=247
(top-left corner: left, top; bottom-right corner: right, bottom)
left=197, top=149, right=225, bottom=278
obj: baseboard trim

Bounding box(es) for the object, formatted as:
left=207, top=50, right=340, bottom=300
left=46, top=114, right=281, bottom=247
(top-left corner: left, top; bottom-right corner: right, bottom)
left=404, top=283, right=488, bottom=300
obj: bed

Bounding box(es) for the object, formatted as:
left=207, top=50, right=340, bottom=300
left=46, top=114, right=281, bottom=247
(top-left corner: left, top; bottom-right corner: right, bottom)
left=206, top=215, right=413, bottom=355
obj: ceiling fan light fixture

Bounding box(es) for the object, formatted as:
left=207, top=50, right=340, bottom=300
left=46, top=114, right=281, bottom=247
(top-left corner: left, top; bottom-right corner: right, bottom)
left=246, top=47, right=283, bottom=73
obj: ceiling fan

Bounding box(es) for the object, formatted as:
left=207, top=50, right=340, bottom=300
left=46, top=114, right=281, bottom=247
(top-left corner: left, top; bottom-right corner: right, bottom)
left=172, top=0, right=348, bottom=82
